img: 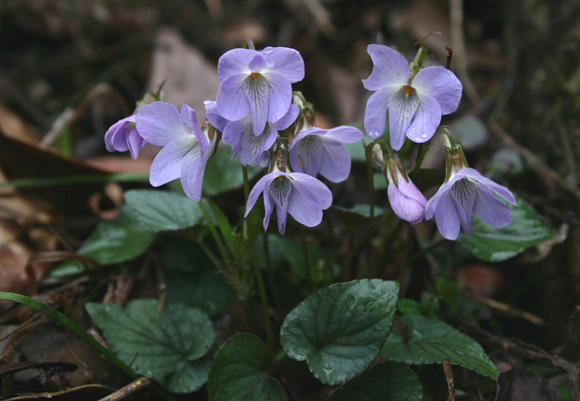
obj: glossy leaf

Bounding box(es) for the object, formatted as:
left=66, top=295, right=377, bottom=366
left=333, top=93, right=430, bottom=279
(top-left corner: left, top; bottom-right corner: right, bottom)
left=458, top=195, right=556, bottom=262
left=86, top=299, right=214, bottom=393
left=381, top=314, right=499, bottom=379
left=125, top=189, right=211, bottom=232
left=208, top=333, right=288, bottom=401
left=52, top=207, right=156, bottom=277
left=327, top=362, right=422, bottom=401
left=203, top=146, right=261, bottom=195
left=280, top=279, right=400, bottom=385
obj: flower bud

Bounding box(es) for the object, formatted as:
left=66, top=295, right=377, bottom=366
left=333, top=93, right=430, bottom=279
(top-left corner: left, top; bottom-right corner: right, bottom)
left=386, top=154, right=427, bottom=225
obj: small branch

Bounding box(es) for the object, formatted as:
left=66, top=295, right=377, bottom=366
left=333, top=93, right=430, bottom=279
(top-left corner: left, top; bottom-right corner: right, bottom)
left=463, top=292, right=544, bottom=325
left=442, top=359, right=455, bottom=401
left=99, top=377, right=152, bottom=401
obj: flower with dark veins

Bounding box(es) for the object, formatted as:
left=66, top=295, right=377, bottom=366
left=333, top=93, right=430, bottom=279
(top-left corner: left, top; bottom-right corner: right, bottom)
left=216, top=47, right=305, bottom=135
left=362, top=44, right=463, bottom=150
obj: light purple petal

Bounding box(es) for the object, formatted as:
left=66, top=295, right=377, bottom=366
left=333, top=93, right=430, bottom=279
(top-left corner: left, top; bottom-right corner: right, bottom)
left=126, top=128, right=144, bottom=159
left=105, top=117, right=131, bottom=152
left=217, top=48, right=255, bottom=82
left=240, top=123, right=277, bottom=166
left=457, top=168, right=517, bottom=205
left=405, top=94, right=441, bottom=143
left=245, top=174, right=270, bottom=218
left=287, top=173, right=332, bottom=227
left=136, top=102, right=189, bottom=146
left=435, top=192, right=462, bottom=240
left=263, top=190, right=275, bottom=231
left=290, top=128, right=326, bottom=149
left=473, top=185, right=513, bottom=228
left=425, top=181, right=453, bottom=220
left=318, top=139, right=352, bottom=183
left=364, top=89, right=391, bottom=139
left=450, top=178, right=478, bottom=234
left=261, top=47, right=305, bottom=82
left=217, top=74, right=250, bottom=121
left=322, top=126, right=364, bottom=143
left=180, top=142, right=210, bottom=201
left=149, top=138, right=198, bottom=187
left=291, top=135, right=323, bottom=177
left=289, top=148, right=304, bottom=174
left=362, top=44, right=410, bottom=91
left=262, top=72, right=293, bottom=129
left=204, top=101, right=229, bottom=132
left=387, top=87, right=420, bottom=150
left=268, top=175, right=293, bottom=234
left=388, top=180, right=426, bottom=225
left=222, top=115, right=252, bottom=159
left=180, top=103, right=208, bottom=149
left=249, top=53, right=266, bottom=71
left=412, top=66, right=463, bottom=115
left=273, top=104, right=299, bottom=130
left=242, top=74, right=270, bottom=135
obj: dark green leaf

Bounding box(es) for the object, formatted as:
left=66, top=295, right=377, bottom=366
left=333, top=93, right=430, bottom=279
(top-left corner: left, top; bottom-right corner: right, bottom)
left=267, top=234, right=326, bottom=279
left=458, top=195, right=556, bottom=262
left=327, top=362, right=422, bottom=401
left=398, top=298, right=421, bottom=315
left=86, top=299, right=214, bottom=393
left=203, top=146, right=261, bottom=195
left=330, top=205, right=387, bottom=230
left=124, top=189, right=211, bottom=232
left=381, top=314, right=499, bottom=379
left=208, top=333, right=288, bottom=401
left=52, top=207, right=156, bottom=277
left=436, top=277, right=460, bottom=308
left=280, top=279, right=400, bottom=385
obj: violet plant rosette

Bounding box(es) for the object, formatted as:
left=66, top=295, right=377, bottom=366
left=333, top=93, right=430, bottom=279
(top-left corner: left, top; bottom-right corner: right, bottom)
left=135, top=101, right=216, bottom=202
left=289, top=125, right=364, bottom=183
left=362, top=44, right=463, bottom=150
left=104, top=114, right=144, bottom=159
left=216, top=46, right=305, bottom=136
left=425, top=136, right=516, bottom=240
left=245, top=150, right=332, bottom=234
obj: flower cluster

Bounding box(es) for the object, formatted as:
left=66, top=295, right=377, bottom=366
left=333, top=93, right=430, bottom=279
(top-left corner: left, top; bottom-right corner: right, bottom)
left=104, top=45, right=362, bottom=234
left=104, top=42, right=515, bottom=240
left=365, top=44, right=515, bottom=239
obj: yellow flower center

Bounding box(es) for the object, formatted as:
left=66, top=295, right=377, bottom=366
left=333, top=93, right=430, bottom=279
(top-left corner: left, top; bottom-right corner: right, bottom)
left=250, top=72, right=260, bottom=80
left=404, top=85, right=414, bottom=97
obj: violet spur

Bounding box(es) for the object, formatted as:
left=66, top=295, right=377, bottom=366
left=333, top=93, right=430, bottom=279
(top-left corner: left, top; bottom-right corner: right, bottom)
left=362, top=44, right=463, bottom=150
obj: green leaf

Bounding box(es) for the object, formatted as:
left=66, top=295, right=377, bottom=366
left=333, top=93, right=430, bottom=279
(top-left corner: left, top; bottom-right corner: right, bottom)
left=327, top=362, right=422, bottom=401
left=458, top=195, right=556, bottom=262
left=280, top=279, right=400, bottom=385
left=381, top=314, right=499, bottom=379
left=86, top=299, right=214, bottom=393
left=203, top=146, right=261, bottom=195
left=436, top=277, right=460, bottom=308
left=162, top=237, right=235, bottom=316
left=52, top=207, right=156, bottom=277
left=125, top=189, right=211, bottom=232
left=267, top=234, right=325, bottom=279
left=208, top=333, right=288, bottom=401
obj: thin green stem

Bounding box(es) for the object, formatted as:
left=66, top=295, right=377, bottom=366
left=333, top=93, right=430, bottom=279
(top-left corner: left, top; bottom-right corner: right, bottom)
left=364, top=141, right=376, bottom=221
left=198, top=200, right=234, bottom=273
left=410, top=142, right=430, bottom=180
left=0, top=292, right=178, bottom=401
left=300, top=225, right=311, bottom=282
left=263, top=233, right=282, bottom=313
left=242, top=165, right=274, bottom=350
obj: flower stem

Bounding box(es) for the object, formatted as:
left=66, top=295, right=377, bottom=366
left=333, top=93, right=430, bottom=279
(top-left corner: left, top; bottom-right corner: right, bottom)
left=364, top=139, right=376, bottom=221
left=410, top=142, right=430, bottom=180
left=198, top=200, right=234, bottom=274
left=243, top=165, right=275, bottom=350
left=300, top=225, right=311, bottom=282
left=263, top=233, right=283, bottom=313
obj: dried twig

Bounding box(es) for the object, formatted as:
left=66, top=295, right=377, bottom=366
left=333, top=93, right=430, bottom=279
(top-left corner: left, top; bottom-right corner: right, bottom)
left=98, top=377, right=152, bottom=401
left=442, top=359, right=455, bottom=401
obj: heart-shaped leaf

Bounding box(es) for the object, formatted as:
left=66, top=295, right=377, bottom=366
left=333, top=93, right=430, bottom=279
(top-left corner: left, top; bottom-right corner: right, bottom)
left=458, top=195, right=556, bottom=262
left=86, top=299, right=214, bottom=393
left=327, top=362, right=422, bottom=401
left=381, top=314, right=499, bottom=379
left=208, top=333, right=288, bottom=401
left=280, top=279, right=399, bottom=385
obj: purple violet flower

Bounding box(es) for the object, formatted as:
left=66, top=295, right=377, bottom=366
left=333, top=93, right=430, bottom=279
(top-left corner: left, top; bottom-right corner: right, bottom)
left=289, top=126, right=363, bottom=183
left=216, top=47, right=305, bottom=136
left=425, top=167, right=516, bottom=240
left=135, top=101, right=216, bottom=202
left=386, top=156, right=427, bottom=226
left=207, top=101, right=299, bottom=166
left=362, top=44, right=463, bottom=150
left=104, top=115, right=145, bottom=159
left=245, top=156, right=332, bottom=234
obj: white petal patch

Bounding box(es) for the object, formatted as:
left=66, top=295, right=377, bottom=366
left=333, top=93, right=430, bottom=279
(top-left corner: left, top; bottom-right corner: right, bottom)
left=388, top=87, right=420, bottom=150
left=242, top=74, right=269, bottom=134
